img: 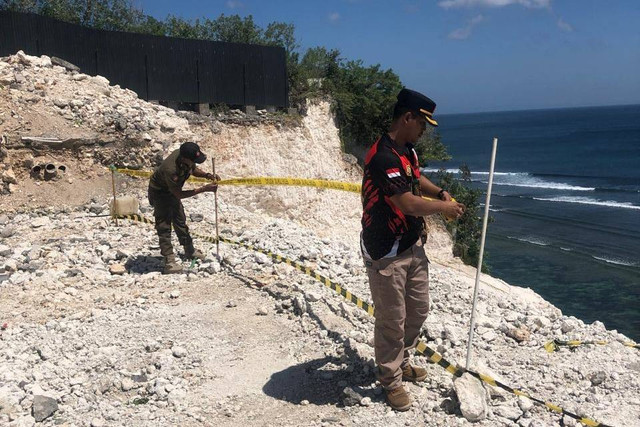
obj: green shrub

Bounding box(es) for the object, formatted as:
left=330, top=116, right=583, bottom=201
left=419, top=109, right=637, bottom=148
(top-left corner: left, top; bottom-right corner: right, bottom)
left=431, top=165, right=490, bottom=272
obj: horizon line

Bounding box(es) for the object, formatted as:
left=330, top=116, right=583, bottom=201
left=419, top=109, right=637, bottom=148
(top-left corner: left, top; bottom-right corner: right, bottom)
left=439, top=102, right=640, bottom=117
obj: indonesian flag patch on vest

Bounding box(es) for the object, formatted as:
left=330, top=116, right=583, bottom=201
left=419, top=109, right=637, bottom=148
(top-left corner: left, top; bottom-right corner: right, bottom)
left=386, top=168, right=401, bottom=178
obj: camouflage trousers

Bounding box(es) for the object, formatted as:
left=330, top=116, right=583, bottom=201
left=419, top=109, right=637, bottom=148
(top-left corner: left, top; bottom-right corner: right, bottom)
left=148, top=189, right=193, bottom=258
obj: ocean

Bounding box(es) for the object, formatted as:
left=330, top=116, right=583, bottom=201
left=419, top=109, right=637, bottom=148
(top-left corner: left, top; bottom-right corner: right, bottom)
left=425, top=104, right=640, bottom=341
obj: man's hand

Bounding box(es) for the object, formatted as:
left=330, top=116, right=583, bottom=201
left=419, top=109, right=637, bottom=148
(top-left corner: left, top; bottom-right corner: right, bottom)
left=442, top=201, right=465, bottom=219
left=201, top=183, right=218, bottom=193
left=439, top=190, right=452, bottom=202
left=205, top=173, right=220, bottom=181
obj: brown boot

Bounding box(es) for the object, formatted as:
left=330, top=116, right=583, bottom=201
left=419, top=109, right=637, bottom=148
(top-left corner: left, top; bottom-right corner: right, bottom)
left=386, top=386, right=412, bottom=411
left=402, top=364, right=428, bottom=382
left=185, top=247, right=206, bottom=261
left=163, top=256, right=183, bottom=275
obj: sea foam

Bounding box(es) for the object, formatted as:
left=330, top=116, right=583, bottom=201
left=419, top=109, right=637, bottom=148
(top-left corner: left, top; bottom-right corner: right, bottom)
left=422, top=169, right=595, bottom=191
left=532, top=196, right=640, bottom=210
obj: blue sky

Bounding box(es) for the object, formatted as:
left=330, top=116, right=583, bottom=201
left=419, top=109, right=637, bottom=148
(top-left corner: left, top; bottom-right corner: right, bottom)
left=138, top=0, right=640, bottom=114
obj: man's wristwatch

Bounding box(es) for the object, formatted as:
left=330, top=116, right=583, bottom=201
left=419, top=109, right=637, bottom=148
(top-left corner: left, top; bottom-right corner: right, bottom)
left=438, top=189, right=447, bottom=200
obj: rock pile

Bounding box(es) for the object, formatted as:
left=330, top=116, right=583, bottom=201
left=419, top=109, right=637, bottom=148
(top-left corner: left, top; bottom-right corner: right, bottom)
left=0, top=51, right=291, bottom=173
left=0, top=189, right=637, bottom=426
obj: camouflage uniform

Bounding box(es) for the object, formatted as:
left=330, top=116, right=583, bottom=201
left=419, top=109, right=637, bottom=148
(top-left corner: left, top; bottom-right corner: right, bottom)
left=148, top=149, right=196, bottom=259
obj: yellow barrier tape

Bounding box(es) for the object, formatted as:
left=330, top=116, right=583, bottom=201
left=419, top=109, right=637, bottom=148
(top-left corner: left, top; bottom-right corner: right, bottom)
left=513, top=389, right=530, bottom=398
left=544, top=339, right=639, bottom=353
left=546, top=403, right=563, bottom=413
left=116, top=213, right=612, bottom=427
left=114, top=167, right=362, bottom=193
left=581, top=419, right=601, bottom=427
left=479, top=373, right=497, bottom=387
left=215, top=177, right=362, bottom=193
left=112, top=168, right=445, bottom=203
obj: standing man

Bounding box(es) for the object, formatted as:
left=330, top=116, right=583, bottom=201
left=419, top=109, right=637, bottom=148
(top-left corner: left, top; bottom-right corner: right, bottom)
left=361, top=88, right=465, bottom=410
left=148, top=142, right=218, bottom=274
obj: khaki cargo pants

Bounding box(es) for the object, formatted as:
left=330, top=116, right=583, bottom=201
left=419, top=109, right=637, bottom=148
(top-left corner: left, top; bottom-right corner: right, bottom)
left=148, top=189, right=193, bottom=258
left=365, top=240, right=430, bottom=391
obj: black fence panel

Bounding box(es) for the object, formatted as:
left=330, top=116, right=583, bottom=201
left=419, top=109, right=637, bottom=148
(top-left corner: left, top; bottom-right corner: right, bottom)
left=147, top=36, right=199, bottom=103
left=0, top=11, right=38, bottom=54
left=0, top=11, right=288, bottom=107
left=36, top=16, right=96, bottom=70
left=263, top=47, right=288, bottom=108
left=214, top=43, right=248, bottom=106
left=96, top=30, right=147, bottom=98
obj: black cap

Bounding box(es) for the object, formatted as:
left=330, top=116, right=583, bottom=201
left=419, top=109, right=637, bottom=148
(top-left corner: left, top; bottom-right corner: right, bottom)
left=397, top=88, right=438, bottom=127
left=179, top=142, right=207, bottom=164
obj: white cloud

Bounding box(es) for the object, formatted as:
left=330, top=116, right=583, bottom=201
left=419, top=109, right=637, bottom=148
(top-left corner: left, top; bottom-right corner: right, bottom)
left=439, top=0, right=550, bottom=9
left=448, top=14, right=484, bottom=40
left=441, top=0, right=573, bottom=35
left=557, top=17, right=573, bottom=32
left=328, top=12, right=341, bottom=23
left=226, top=0, right=244, bottom=9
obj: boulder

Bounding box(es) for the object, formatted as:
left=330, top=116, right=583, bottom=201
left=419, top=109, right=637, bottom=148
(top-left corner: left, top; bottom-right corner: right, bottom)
left=493, top=403, right=523, bottom=420
left=507, top=327, right=530, bottom=343
left=109, top=264, right=126, bottom=275
left=51, top=56, right=80, bottom=72
left=15, top=50, right=34, bottom=66
left=0, top=245, right=11, bottom=257
left=453, top=373, right=488, bottom=422
left=341, top=387, right=363, bottom=407
left=31, top=217, right=51, bottom=228
left=32, top=395, right=58, bottom=422
left=1, top=168, right=17, bottom=184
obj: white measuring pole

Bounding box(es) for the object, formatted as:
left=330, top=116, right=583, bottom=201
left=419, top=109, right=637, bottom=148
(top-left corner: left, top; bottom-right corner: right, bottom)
left=465, top=137, right=498, bottom=370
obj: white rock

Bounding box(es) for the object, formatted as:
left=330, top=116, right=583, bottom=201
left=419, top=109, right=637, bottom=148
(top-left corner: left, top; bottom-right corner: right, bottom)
left=305, top=291, right=321, bottom=302
left=517, top=396, right=534, bottom=412
left=121, top=378, right=135, bottom=391
left=482, top=331, right=498, bottom=343
left=172, top=346, right=187, bottom=358
left=534, top=316, right=551, bottom=328
left=0, top=245, right=12, bottom=257
left=39, top=55, right=52, bottom=68
left=93, top=75, right=110, bottom=87
left=494, top=404, right=523, bottom=420
left=167, top=389, right=187, bottom=405
left=453, top=373, right=488, bottom=422
left=2, top=168, right=17, bottom=184
left=3, top=259, right=17, bottom=272
left=31, top=217, right=51, bottom=228
left=15, top=51, right=33, bottom=66
left=561, top=319, right=578, bottom=333
left=360, top=397, right=372, bottom=406
left=109, top=264, right=126, bottom=275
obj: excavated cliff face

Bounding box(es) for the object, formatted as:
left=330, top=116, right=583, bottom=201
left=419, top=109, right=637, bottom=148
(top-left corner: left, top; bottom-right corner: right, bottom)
left=196, top=99, right=454, bottom=261
left=199, top=100, right=366, bottom=246
left=0, top=49, right=454, bottom=260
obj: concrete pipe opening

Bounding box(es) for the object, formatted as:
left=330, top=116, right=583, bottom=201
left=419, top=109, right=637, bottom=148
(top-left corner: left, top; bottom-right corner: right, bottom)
left=44, top=163, right=57, bottom=180
left=31, top=165, right=43, bottom=176
left=57, top=165, right=67, bottom=174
